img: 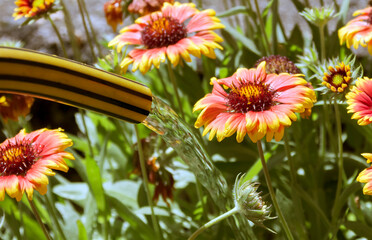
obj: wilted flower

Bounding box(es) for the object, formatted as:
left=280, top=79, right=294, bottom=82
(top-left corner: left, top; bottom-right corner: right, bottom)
left=254, top=55, right=301, bottom=75
left=0, top=94, right=34, bottom=122
left=346, top=76, right=372, bottom=125
left=0, top=128, right=74, bottom=201
left=194, top=62, right=316, bottom=143
left=357, top=153, right=372, bottom=195
left=109, top=2, right=224, bottom=74
left=133, top=133, right=174, bottom=205
left=128, top=0, right=174, bottom=16
left=339, top=7, right=372, bottom=55
left=233, top=174, right=274, bottom=230
left=104, top=0, right=123, bottom=32
left=300, top=5, right=336, bottom=27
left=13, top=0, right=55, bottom=20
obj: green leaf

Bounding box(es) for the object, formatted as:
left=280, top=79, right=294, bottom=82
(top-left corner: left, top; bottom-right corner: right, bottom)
left=344, top=220, right=372, bottom=239
left=104, top=180, right=141, bottom=209
left=53, top=183, right=89, bottom=201
left=77, top=220, right=88, bottom=240
left=86, top=156, right=106, bottom=212
left=108, top=196, right=155, bottom=240
left=217, top=6, right=249, bottom=18
left=221, top=20, right=261, bottom=56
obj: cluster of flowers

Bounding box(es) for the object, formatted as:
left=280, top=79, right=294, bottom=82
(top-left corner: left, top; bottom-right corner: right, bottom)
left=6, top=0, right=372, bottom=230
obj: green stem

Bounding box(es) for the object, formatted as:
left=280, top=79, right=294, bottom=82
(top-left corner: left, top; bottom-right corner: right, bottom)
left=79, top=109, right=94, bottom=157
left=47, top=15, right=67, bottom=57
left=134, top=125, right=162, bottom=239
left=257, top=140, right=293, bottom=240
left=188, top=206, right=239, bottom=240
left=319, top=24, right=326, bottom=61
left=253, top=0, right=271, bottom=55
left=331, top=100, right=344, bottom=228
left=45, top=193, right=67, bottom=240
left=60, top=0, right=81, bottom=61
left=284, top=133, right=296, bottom=183
left=156, top=69, right=176, bottom=110
left=80, top=0, right=102, bottom=57
left=195, top=180, right=208, bottom=221
left=27, top=198, right=52, bottom=240
left=76, top=0, right=97, bottom=60
left=166, top=63, right=185, bottom=119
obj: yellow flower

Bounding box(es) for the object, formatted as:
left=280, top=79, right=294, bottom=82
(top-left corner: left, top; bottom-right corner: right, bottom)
left=13, top=0, right=54, bottom=20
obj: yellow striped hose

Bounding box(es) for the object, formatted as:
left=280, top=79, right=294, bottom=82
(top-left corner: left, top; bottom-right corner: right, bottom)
left=0, top=47, right=152, bottom=123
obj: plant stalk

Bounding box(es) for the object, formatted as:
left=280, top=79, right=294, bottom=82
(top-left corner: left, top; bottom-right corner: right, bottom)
left=257, top=140, right=293, bottom=240
left=28, top=198, right=52, bottom=240
left=167, top=63, right=185, bottom=119
left=47, top=15, right=67, bottom=57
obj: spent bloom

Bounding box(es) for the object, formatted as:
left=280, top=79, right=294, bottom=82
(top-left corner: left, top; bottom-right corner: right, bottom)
left=346, top=76, right=372, bottom=125
left=104, top=0, right=123, bottom=32
left=357, top=153, right=372, bottom=195
left=0, top=128, right=74, bottom=201
left=13, top=0, right=55, bottom=20
left=128, top=0, right=174, bottom=16
left=339, top=7, right=372, bottom=55
left=0, top=94, right=34, bottom=122
left=194, top=62, right=316, bottom=143
left=109, top=2, right=224, bottom=74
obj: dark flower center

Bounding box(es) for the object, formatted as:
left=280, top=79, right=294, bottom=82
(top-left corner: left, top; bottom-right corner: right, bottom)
left=0, top=140, right=43, bottom=176
left=254, top=55, right=301, bottom=75
left=368, top=9, right=372, bottom=24
left=141, top=16, right=187, bottom=49
left=322, top=63, right=351, bottom=93
left=227, top=82, right=275, bottom=113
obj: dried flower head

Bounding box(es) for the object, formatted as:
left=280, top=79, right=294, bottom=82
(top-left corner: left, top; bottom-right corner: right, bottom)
left=254, top=55, right=301, bottom=75
left=128, top=0, right=174, bottom=16
left=0, top=94, right=34, bottom=122
left=104, top=0, right=123, bottom=32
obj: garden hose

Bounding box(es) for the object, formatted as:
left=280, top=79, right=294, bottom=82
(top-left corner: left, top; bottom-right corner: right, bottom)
left=0, top=47, right=152, bottom=123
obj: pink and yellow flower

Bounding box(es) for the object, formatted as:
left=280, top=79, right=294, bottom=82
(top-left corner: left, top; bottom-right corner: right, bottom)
left=104, top=0, right=123, bottom=32
left=109, top=2, right=224, bottom=74
left=0, top=94, right=34, bottom=122
left=339, top=7, right=372, bottom=55
left=357, top=153, right=372, bottom=195
left=13, top=0, right=54, bottom=20
left=128, top=0, right=174, bottom=16
left=346, top=76, right=372, bottom=125
left=193, top=62, right=316, bottom=143
left=0, top=128, right=74, bottom=201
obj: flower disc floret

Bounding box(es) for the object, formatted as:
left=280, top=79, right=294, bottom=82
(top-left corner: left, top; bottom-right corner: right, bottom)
left=346, top=77, right=372, bottom=125
left=109, top=2, right=224, bottom=74
left=193, top=62, right=316, bottom=143
left=322, top=62, right=351, bottom=93
left=339, top=7, right=372, bottom=55
left=0, top=128, right=74, bottom=201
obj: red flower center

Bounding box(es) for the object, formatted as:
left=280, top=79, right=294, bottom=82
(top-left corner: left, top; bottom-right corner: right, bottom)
left=141, top=16, right=187, bottom=49
left=227, top=82, right=275, bottom=113
left=0, top=140, right=43, bottom=176
left=368, top=9, right=372, bottom=24
left=322, top=63, right=351, bottom=92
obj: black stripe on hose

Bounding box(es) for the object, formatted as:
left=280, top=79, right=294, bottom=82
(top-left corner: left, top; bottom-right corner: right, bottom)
left=0, top=75, right=151, bottom=116
left=0, top=57, right=152, bottom=101
left=0, top=88, right=142, bottom=124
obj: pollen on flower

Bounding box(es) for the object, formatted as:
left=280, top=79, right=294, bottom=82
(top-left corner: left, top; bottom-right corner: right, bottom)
left=227, top=82, right=275, bottom=113
left=0, top=141, right=43, bottom=176
left=141, top=16, right=188, bottom=49
left=322, top=62, right=351, bottom=93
